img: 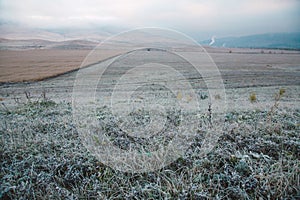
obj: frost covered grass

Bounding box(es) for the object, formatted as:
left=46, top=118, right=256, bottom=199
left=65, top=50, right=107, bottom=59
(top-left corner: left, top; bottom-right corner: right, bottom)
left=0, top=99, right=299, bottom=199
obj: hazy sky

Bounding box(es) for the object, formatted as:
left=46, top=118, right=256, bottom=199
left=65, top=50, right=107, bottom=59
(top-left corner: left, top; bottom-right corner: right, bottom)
left=0, top=0, right=299, bottom=39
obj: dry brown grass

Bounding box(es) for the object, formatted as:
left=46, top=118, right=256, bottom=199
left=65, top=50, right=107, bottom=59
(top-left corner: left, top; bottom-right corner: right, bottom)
left=249, top=92, right=257, bottom=103
left=0, top=50, right=89, bottom=82
left=0, top=49, right=122, bottom=83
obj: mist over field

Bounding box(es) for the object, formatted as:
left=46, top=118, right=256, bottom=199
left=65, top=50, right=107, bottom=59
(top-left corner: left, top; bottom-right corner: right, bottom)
left=1, top=0, right=300, bottom=40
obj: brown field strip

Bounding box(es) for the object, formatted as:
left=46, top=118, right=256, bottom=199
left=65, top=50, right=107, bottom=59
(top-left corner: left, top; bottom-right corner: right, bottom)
left=0, top=50, right=91, bottom=82
left=0, top=49, right=122, bottom=83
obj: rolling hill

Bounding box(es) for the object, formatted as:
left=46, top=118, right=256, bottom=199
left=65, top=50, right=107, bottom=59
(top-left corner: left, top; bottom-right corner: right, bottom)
left=201, top=32, right=300, bottom=50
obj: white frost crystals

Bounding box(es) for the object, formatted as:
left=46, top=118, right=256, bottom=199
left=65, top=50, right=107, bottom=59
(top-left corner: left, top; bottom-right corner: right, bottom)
left=72, top=28, right=226, bottom=173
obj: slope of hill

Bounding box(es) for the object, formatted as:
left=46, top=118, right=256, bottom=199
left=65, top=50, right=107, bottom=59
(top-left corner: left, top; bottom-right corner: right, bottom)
left=0, top=24, right=111, bottom=42
left=0, top=38, right=99, bottom=50
left=201, top=33, right=300, bottom=50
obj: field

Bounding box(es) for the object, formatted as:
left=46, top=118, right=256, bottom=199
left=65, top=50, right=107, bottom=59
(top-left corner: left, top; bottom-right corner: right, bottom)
left=0, top=49, right=91, bottom=82
left=0, top=45, right=300, bottom=199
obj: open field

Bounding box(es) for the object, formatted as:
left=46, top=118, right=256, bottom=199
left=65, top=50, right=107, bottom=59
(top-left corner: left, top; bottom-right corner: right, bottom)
left=0, top=46, right=300, bottom=199
left=0, top=47, right=299, bottom=109
left=0, top=38, right=128, bottom=83
left=0, top=49, right=91, bottom=82
left=0, top=40, right=299, bottom=84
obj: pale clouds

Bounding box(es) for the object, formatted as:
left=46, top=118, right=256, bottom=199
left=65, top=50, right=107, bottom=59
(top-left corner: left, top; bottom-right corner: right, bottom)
left=0, top=0, right=299, bottom=38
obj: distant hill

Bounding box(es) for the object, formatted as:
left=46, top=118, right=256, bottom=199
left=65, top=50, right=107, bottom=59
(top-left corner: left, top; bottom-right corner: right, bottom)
left=0, top=24, right=111, bottom=41
left=201, top=33, right=300, bottom=50
left=0, top=38, right=99, bottom=50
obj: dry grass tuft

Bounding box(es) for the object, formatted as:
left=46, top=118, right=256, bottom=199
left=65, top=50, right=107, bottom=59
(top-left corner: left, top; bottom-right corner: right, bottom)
left=249, top=92, right=257, bottom=103
left=279, top=88, right=286, bottom=96
left=214, top=94, right=221, bottom=100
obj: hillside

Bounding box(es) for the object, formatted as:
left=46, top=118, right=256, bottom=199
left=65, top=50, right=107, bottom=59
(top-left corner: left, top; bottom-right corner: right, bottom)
left=201, top=32, right=300, bottom=50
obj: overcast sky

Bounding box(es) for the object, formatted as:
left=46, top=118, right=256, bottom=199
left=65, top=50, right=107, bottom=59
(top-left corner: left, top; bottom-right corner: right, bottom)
left=0, top=0, right=299, bottom=40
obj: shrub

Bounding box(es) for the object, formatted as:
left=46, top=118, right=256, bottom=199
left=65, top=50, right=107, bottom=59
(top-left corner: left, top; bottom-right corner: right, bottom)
left=249, top=92, right=257, bottom=103
left=199, top=92, right=208, bottom=100
left=215, top=94, right=221, bottom=100
left=279, top=88, right=285, bottom=96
